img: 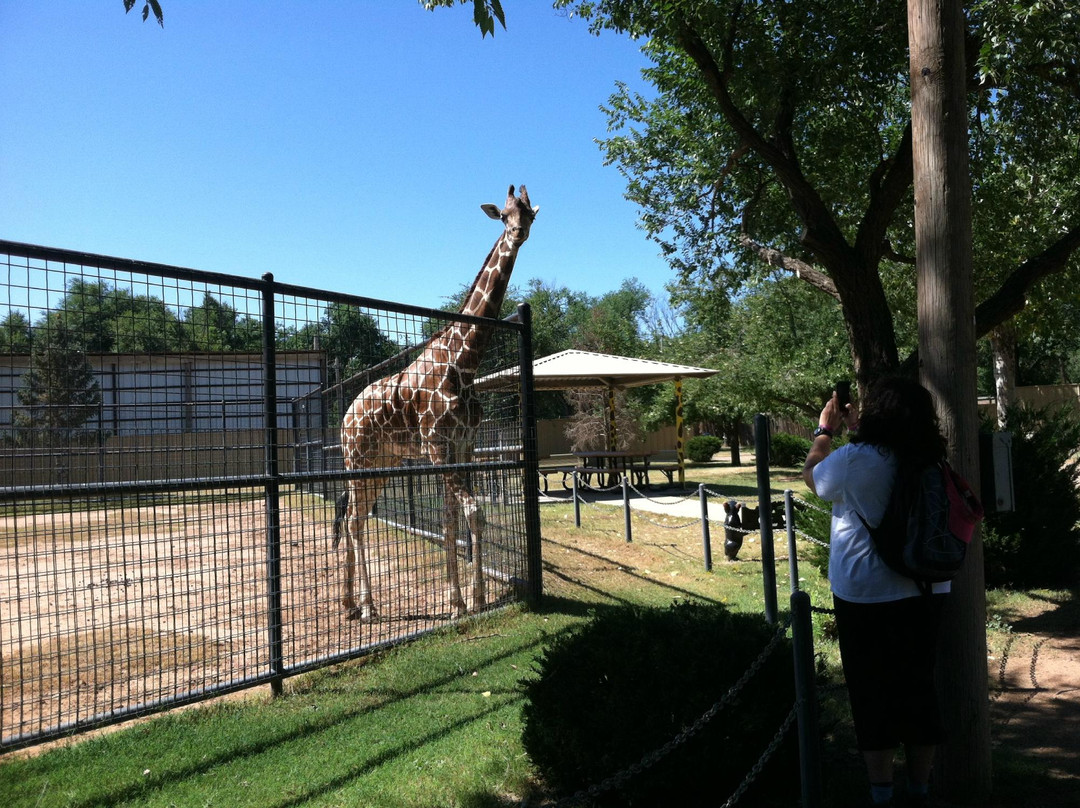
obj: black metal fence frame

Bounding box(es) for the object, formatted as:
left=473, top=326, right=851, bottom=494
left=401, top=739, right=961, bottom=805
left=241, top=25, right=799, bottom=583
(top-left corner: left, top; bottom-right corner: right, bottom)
left=0, top=239, right=543, bottom=753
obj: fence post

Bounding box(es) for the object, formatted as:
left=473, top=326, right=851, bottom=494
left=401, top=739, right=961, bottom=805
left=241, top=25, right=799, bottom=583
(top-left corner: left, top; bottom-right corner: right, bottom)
left=754, top=414, right=778, bottom=625
left=785, top=489, right=799, bottom=593
left=699, top=483, right=712, bottom=571
left=406, top=459, right=418, bottom=529
left=622, top=475, right=632, bottom=543
left=791, top=589, right=823, bottom=808
left=261, top=273, right=285, bottom=697
left=517, top=303, right=544, bottom=608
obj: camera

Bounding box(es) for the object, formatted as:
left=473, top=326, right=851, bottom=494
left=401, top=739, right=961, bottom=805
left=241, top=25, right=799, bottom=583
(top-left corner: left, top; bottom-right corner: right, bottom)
left=835, top=380, right=851, bottom=410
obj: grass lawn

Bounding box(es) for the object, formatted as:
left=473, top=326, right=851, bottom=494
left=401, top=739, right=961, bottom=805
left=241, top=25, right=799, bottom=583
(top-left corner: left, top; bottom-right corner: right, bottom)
left=0, top=458, right=1074, bottom=806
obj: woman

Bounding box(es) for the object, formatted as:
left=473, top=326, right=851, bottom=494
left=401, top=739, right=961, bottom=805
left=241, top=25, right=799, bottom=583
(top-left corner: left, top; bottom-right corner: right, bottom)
left=802, top=377, right=949, bottom=807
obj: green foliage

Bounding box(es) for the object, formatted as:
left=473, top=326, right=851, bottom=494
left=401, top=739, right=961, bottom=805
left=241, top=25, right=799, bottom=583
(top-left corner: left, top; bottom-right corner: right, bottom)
left=124, top=0, right=163, bottom=27
left=0, top=311, right=31, bottom=353
left=183, top=294, right=261, bottom=352
left=559, top=0, right=1080, bottom=390
left=800, top=491, right=835, bottom=580
left=769, top=432, right=812, bottom=468
left=279, top=302, right=400, bottom=377
left=47, top=279, right=187, bottom=353
left=421, top=0, right=506, bottom=38
left=13, top=315, right=102, bottom=446
left=982, top=405, right=1080, bottom=588
left=685, top=434, right=722, bottom=462
left=520, top=601, right=798, bottom=807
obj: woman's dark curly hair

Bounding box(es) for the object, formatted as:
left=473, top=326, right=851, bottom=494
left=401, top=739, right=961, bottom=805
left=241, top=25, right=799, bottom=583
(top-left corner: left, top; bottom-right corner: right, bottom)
left=851, top=376, right=948, bottom=468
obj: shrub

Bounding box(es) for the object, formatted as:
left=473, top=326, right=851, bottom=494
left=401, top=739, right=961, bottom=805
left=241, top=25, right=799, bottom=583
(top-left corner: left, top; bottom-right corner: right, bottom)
left=981, top=405, right=1080, bottom=589
left=799, top=491, right=835, bottom=579
left=769, top=432, right=812, bottom=467
left=520, top=602, right=798, bottom=807
left=685, top=434, right=723, bottom=463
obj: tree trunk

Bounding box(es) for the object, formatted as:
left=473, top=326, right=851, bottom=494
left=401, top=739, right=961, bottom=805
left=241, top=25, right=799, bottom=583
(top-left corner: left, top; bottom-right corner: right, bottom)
left=908, top=0, right=992, bottom=801
left=835, top=271, right=901, bottom=393
left=990, top=324, right=1017, bottom=429
left=726, top=418, right=743, bottom=467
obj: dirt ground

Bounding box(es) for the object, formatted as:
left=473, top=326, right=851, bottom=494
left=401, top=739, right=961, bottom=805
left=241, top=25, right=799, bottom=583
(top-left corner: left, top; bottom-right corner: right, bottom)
left=985, top=594, right=1080, bottom=799
left=0, top=491, right=523, bottom=747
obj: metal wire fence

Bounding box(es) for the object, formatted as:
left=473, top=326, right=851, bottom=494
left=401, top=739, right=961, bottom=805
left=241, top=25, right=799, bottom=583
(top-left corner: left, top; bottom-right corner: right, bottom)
left=0, top=240, right=541, bottom=752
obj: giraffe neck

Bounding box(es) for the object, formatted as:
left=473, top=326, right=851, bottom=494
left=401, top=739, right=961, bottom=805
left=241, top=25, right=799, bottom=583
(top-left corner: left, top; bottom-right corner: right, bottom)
left=460, top=232, right=519, bottom=319
left=422, top=231, right=519, bottom=383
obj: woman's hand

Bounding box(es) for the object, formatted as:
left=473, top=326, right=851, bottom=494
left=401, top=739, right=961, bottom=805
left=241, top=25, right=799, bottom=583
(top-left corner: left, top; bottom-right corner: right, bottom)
left=804, top=391, right=858, bottom=494
left=819, top=391, right=859, bottom=434
left=818, top=394, right=844, bottom=433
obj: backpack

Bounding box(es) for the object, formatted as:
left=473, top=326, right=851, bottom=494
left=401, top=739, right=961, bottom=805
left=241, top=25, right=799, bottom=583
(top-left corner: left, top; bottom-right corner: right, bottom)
left=856, top=460, right=985, bottom=593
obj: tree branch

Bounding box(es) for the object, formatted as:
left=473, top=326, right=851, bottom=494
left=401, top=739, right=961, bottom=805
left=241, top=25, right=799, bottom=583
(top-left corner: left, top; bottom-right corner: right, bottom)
left=882, top=239, right=916, bottom=265
left=738, top=234, right=839, bottom=299
left=855, top=123, right=914, bottom=265
left=899, top=220, right=1080, bottom=376
left=671, top=13, right=855, bottom=269
left=974, top=220, right=1080, bottom=337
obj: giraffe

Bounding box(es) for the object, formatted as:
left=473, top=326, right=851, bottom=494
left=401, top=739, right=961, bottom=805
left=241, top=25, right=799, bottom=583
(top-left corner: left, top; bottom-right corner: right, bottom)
left=337, top=184, right=538, bottom=621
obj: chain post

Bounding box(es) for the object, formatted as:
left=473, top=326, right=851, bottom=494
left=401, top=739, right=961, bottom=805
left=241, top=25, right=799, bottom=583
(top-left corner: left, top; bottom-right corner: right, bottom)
left=785, top=489, right=800, bottom=593
left=700, top=483, right=712, bottom=571
left=790, top=589, right=822, bottom=807
left=754, top=414, right=778, bottom=624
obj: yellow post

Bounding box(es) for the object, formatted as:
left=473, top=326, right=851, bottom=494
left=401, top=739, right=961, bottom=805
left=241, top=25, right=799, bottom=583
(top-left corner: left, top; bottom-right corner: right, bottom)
left=675, top=378, right=685, bottom=486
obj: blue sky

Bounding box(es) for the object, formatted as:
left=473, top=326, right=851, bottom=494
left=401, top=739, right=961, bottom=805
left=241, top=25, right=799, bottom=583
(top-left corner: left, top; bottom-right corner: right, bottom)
left=0, top=2, right=669, bottom=313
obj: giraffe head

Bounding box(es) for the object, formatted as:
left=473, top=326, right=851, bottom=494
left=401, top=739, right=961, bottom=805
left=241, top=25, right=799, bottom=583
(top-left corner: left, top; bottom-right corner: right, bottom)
left=481, top=184, right=539, bottom=247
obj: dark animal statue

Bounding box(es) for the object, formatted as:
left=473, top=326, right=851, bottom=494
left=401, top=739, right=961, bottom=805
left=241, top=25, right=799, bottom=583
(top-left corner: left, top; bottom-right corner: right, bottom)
left=722, top=500, right=744, bottom=561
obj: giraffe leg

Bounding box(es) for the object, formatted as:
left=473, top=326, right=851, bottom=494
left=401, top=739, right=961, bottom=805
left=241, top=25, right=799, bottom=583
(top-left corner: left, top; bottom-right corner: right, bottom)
left=445, top=472, right=484, bottom=615
left=342, top=479, right=380, bottom=621
left=460, top=486, right=486, bottom=612
left=443, top=475, right=468, bottom=618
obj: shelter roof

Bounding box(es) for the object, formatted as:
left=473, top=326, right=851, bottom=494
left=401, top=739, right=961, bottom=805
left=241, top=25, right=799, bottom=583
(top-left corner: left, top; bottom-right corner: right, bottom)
left=475, top=349, right=718, bottom=392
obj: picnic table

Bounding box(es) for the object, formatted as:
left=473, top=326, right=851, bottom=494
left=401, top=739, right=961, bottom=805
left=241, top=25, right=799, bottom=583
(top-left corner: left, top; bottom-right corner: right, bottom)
left=538, top=450, right=681, bottom=493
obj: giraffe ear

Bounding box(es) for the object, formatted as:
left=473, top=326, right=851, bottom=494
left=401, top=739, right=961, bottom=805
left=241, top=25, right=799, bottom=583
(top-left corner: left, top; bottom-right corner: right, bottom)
left=481, top=204, right=501, bottom=220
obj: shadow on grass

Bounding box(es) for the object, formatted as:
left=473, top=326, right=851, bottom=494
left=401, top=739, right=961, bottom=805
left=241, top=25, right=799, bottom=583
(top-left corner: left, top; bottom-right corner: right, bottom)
left=540, top=536, right=726, bottom=607
left=1002, top=587, right=1080, bottom=637
left=13, top=617, right=566, bottom=808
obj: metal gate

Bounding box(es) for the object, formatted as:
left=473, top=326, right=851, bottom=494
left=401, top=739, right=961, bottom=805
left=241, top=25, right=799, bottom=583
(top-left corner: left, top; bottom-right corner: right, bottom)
left=0, top=240, right=542, bottom=753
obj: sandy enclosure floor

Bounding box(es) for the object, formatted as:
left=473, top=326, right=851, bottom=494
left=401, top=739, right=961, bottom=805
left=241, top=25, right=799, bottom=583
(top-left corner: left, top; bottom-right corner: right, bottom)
left=0, top=491, right=524, bottom=746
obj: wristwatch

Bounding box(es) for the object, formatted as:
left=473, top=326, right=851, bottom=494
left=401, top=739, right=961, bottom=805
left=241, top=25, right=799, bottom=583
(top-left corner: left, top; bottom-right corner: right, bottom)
left=812, top=425, right=833, bottom=439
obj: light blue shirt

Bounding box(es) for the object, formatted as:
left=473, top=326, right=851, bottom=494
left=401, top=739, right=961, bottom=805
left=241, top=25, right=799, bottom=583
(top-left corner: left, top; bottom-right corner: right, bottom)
left=813, top=442, right=950, bottom=602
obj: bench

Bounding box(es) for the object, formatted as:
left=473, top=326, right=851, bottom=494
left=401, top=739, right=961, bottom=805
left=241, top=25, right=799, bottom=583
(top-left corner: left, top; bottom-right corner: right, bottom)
left=628, top=460, right=679, bottom=488
left=537, top=464, right=615, bottom=492
left=538, top=465, right=577, bottom=493
left=643, top=463, right=680, bottom=487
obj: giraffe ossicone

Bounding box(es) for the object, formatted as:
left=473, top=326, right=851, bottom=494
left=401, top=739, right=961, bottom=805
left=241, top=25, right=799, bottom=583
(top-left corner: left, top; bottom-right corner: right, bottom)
left=337, top=185, right=537, bottom=621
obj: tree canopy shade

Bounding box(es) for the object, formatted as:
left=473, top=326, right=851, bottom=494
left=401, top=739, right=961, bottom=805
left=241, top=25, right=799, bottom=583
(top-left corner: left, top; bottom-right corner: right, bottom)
left=554, top=0, right=1080, bottom=391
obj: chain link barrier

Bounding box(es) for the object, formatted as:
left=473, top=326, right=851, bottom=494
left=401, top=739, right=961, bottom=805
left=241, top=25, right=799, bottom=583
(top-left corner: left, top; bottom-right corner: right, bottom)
left=538, top=471, right=840, bottom=552
left=528, top=468, right=840, bottom=806
left=535, top=619, right=795, bottom=808
left=538, top=464, right=1064, bottom=805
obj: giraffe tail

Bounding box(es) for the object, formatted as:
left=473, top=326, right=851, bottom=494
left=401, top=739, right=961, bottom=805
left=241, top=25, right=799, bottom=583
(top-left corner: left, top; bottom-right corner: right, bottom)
left=332, top=490, right=349, bottom=549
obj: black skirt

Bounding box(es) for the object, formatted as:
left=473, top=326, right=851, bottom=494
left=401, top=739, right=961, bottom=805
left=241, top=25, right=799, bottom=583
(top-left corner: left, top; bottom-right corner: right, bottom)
left=832, top=593, right=948, bottom=750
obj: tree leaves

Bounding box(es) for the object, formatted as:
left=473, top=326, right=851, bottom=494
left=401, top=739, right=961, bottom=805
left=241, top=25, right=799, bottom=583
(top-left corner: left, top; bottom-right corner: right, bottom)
left=124, top=0, right=164, bottom=28
left=421, top=0, right=506, bottom=37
